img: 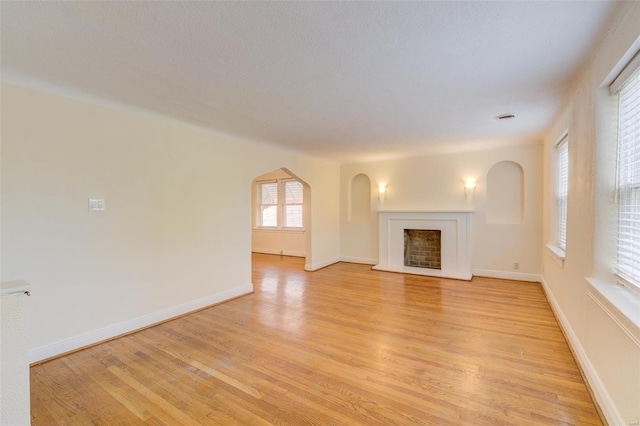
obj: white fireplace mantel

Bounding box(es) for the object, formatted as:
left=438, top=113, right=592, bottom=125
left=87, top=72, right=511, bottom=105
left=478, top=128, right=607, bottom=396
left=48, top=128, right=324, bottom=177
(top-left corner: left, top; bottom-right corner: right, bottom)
left=373, top=210, right=474, bottom=280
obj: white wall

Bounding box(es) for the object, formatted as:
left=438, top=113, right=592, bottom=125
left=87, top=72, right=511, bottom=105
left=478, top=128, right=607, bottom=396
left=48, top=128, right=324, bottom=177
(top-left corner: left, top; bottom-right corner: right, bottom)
left=340, top=144, right=543, bottom=280
left=251, top=169, right=306, bottom=257
left=541, top=2, right=640, bottom=424
left=0, top=83, right=340, bottom=361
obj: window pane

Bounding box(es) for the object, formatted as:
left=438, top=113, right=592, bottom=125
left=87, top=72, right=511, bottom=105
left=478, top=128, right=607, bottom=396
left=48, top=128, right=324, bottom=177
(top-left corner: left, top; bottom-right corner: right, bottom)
left=557, top=139, right=568, bottom=249
left=260, top=205, right=277, bottom=227
left=616, top=67, right=640, bottom=288
left=284, top=205, right=303, bottom=228
left=284, top=180, right=303, bottom=204
left=260, top=182, right=278, bottom=204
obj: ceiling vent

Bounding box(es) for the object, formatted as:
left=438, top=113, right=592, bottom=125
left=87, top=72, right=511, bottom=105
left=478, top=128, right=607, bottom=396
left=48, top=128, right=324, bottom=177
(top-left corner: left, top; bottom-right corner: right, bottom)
left=494, top=113, right=517, bottom=120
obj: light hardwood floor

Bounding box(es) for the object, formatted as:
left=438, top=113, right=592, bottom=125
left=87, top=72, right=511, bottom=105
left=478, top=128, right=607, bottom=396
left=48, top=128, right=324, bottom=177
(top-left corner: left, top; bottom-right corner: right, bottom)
left=30, top=254, right=603, bottom=425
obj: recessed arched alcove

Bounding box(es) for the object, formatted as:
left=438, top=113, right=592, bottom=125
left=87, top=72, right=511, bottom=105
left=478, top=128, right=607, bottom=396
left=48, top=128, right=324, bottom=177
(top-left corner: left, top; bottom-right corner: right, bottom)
left=486, top=161, right=524, bottom=224
left=348, top=173, right=371, bottom=222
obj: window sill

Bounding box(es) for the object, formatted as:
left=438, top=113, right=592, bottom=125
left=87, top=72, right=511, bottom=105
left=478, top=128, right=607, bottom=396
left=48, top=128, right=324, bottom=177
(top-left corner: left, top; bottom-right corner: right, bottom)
left=253, top=228, right=305, bottom=234
left=545, top=243, right=565, bottom=268
left=586, top=277, right=640, bottom=347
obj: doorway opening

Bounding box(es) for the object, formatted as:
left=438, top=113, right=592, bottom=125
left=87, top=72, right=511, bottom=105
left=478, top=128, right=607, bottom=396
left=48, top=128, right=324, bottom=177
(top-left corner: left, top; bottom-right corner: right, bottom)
left=251, top=168, right=311, bottom=266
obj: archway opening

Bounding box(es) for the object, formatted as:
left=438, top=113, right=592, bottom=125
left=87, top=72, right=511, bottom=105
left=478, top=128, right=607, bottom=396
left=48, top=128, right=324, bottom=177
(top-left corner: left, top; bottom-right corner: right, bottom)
left=250, top=168, right=311, bottom=265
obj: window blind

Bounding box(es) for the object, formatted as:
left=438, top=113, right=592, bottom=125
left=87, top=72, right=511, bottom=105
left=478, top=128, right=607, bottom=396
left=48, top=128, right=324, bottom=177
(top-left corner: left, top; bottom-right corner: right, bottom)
left=259, top=181, right=278, bottom=227
left=616, top=66, right=640, bottom=290
left=283, top=180, right=303, bottom=228
left=557, top=138, right=568, bottom=249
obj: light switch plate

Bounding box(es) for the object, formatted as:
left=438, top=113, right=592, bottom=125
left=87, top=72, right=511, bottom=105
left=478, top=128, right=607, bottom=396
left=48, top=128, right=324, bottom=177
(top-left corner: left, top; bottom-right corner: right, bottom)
left=88, top=198, right=105, bottom=212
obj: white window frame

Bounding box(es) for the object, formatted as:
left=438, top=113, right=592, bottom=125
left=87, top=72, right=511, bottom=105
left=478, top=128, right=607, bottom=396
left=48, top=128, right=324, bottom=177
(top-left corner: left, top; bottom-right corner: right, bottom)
left=255, top=178, right=304, bottom=230
left=556, top=135, right=569, bottom=251
left=613, top=61, right=640, bottom=295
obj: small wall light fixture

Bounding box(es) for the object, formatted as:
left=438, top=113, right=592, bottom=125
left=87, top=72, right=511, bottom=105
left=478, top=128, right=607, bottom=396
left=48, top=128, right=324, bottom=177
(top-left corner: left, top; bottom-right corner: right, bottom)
left=464, top=178, right=476, bottom=198
left=464, top=178, right=476, bottom=190
left=378, top=183, right=387, bottom=202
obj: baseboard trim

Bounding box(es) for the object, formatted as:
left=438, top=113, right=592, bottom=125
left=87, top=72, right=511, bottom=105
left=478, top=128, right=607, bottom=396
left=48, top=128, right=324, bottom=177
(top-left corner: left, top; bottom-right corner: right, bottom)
left=339, top=256, right=377, bottom=265
left=252, top=248, right=305, bottom=257
left=540, top=277, right=624, bottom=426
left=305, top=257, right=340, bottom=271
left=28, top=284, right=254, bottom=364
left=472, top=269, right=541, bottom=282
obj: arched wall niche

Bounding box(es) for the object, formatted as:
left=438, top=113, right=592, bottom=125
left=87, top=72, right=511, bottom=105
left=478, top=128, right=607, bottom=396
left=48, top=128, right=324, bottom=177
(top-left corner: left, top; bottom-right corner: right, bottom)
left=486, top=161, right=524, bottom=224
left=349, top=173, right=371, bottom=223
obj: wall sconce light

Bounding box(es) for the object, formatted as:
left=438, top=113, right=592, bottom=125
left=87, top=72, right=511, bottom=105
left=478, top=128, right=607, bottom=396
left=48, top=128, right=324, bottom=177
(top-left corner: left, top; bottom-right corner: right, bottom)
left=464, top=178, right=476, bottom=198
left=378, top=183, right=387, bottom=202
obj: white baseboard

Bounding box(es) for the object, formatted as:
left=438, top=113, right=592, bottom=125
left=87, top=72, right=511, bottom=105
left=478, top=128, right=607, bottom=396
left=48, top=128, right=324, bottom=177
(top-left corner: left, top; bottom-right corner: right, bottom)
left=472, top=269, right=541, bottom=282
left=252, top=248, right=306, bottom=257
left=339, top=256, right=377, bottom=265
left=29, top=284, right=254, bottom=363
left=540, top=277, right=624, bottom=426
left=305, top=257, right=340, bottom=271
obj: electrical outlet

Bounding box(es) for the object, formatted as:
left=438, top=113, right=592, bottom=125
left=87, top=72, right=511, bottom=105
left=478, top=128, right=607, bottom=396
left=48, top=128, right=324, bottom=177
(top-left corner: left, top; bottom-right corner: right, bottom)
left=88, top=198, right=105, bottom=212
left=513, top=262, right=520, bottom=270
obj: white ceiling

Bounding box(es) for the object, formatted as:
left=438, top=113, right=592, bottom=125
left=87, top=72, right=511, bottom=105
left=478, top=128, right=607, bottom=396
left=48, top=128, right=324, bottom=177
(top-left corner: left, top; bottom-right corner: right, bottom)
left=0, top=1, right=625, bottom=162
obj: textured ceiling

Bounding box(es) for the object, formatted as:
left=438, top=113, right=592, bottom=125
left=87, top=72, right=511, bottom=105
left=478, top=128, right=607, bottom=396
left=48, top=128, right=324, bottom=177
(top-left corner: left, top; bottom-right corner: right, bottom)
left=0, top=1, right=624, bottom=162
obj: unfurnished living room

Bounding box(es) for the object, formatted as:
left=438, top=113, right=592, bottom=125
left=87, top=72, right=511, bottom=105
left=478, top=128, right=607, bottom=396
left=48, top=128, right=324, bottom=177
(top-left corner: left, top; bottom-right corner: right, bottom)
left=1, top=1, right=639, bottom=425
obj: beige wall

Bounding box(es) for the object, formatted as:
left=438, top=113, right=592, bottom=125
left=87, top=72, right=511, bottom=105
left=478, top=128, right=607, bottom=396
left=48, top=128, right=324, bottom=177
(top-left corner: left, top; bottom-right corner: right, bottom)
left=0, top=83, right=340, bottom=361
left=541, top=2, right=640, bottom=424
left=340, top=143, right=543, bottom=280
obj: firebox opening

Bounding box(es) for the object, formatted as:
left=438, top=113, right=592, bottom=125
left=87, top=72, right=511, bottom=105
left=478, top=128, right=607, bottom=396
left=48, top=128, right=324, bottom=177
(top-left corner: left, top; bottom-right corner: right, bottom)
left=404, top=229, right=441, bottom=269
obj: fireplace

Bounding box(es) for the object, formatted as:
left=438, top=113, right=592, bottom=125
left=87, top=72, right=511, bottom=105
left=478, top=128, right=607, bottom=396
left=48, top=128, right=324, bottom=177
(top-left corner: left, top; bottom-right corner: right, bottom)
left=404, top=230, right=441, bottom=269
left=373, top=210, right=473, bottom=280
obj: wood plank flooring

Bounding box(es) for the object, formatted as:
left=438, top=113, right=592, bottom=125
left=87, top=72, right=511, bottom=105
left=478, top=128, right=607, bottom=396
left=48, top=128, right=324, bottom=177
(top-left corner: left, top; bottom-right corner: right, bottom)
left=30, top=254, right=603, bottom=425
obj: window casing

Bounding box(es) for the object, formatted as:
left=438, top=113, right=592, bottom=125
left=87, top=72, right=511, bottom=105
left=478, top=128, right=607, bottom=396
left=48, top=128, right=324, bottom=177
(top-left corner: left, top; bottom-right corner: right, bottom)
left=256, top=179, right=303, bottom=229
left=615, top=65, right=640, bottom=292
left=556, top=137, right=569, bottom=250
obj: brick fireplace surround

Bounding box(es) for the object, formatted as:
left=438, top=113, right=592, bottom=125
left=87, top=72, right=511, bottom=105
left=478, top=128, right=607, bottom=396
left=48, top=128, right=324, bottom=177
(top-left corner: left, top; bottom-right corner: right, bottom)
left=404, top=229, right=442, bottom=269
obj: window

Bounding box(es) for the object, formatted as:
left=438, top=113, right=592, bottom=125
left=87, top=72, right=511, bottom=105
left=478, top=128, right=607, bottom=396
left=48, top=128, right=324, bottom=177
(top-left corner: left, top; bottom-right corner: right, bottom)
left=557, top=137, right=569, bottom=250
left=256, top=179, right=303, bottom=229
left=615, top=64, right=640, bottom=291
left=258, top=181, right=278, bottom=227
left=283, top=180, right=303, bottom=227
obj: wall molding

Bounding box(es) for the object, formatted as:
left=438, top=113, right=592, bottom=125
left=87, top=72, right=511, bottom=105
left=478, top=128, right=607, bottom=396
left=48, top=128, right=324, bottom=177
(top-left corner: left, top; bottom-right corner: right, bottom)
left=339, top=256, right=377, bottom=265
left=540, top=277, right=624, bottom=426
left=252, top=248, right=305, bottom=258
left=472, top=269, right=541, bottom=282
left=305, top=257, right=340, bottom=271
left=29, top=284, right=253, bottom=364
